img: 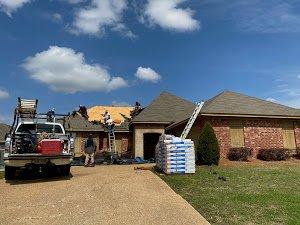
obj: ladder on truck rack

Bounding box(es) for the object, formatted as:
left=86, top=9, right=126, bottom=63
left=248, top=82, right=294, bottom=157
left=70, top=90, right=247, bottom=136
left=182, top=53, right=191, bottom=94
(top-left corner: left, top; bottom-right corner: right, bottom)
left=17, top=98, right=38, bottom=118
left=180, top=101, right=205, bottom=139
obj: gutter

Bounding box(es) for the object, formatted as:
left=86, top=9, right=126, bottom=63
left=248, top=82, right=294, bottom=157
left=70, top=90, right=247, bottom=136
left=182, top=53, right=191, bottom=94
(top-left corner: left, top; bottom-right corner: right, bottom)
left=166, top=113, right=300, bottom=131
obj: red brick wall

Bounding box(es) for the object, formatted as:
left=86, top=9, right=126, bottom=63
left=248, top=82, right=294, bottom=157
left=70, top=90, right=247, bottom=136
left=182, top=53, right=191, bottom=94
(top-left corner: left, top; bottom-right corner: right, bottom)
left=294, top=122, right=300, bottom=149
left=210, top=119, right=231, bottom=158
left=244, top=120, right=284, bottom=156
left=168, top=117, right=299, bottom=158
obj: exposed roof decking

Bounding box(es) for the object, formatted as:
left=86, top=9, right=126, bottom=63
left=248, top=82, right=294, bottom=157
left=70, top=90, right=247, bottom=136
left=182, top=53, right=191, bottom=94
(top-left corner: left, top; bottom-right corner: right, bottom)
left=87, top=106, right=134, bottom=124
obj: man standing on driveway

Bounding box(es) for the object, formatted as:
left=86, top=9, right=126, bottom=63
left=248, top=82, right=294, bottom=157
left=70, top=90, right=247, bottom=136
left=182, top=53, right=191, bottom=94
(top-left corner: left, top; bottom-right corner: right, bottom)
left=84, top=134, right=96, bottom=167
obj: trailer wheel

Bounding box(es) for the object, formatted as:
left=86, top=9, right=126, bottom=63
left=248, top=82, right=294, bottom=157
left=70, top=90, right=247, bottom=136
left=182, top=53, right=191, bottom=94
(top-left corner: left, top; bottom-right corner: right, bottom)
left=5, top=166, right=16, bottom=180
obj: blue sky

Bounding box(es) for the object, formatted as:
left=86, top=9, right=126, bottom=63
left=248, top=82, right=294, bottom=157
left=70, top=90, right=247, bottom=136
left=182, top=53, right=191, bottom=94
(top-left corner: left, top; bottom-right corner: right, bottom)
left=1, top=0, right=300, bottom=123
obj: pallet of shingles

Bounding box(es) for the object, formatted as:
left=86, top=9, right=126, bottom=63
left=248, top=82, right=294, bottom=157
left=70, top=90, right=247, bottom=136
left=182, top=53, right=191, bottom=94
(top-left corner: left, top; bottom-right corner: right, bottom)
left=155, top=135, right=195, bottom=174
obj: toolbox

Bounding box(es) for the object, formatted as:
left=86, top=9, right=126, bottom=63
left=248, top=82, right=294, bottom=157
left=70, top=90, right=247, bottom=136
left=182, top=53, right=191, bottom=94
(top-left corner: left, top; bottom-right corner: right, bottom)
left=40, top=139, right=63, bottom=155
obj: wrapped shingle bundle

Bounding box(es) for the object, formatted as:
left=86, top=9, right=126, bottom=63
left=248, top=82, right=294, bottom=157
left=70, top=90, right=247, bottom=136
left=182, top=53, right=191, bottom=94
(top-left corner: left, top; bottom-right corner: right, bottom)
left=155, top=135, right=195, bottom=174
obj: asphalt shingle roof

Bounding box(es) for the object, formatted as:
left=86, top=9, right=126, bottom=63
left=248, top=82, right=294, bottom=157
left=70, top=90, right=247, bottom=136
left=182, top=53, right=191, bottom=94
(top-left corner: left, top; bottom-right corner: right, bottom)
left=131, top=91, right=196, bottom=124
left=201, top=91, right=300, bottom=117
left=63, top=114, right=130, bottom=132
left=63, top=114, right=103, bottom=132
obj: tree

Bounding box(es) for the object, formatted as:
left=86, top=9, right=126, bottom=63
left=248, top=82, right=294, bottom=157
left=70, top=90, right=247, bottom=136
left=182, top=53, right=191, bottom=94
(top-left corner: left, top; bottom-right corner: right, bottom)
left=197, top=122, right=220, bottom=165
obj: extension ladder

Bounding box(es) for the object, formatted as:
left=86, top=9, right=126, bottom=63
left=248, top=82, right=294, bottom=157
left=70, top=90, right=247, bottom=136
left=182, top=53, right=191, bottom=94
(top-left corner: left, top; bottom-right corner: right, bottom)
left=108, top=131, right=117, bottom=155
left=180, top=101, right=205, bottom=139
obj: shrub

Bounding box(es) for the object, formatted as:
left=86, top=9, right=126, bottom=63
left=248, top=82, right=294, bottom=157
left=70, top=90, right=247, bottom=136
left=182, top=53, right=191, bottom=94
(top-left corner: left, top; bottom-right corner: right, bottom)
left=197, top=122, right=220, bottom=165
left=257, top=149, right=290, bottom=161
left=295, top=148, right=300, bottom=159
left=227, top=148, right=252, bottom=161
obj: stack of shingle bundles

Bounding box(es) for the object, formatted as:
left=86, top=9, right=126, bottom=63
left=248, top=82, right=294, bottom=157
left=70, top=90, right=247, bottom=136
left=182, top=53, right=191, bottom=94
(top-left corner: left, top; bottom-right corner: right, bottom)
left=155, top=135, right=195, bottom=174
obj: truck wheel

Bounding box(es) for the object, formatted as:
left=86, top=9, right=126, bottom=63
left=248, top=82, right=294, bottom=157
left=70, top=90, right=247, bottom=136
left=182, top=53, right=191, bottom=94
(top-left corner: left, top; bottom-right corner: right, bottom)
left=60, top=164, right=71, bottom=176
left=5, top=166, right=16, bottom=180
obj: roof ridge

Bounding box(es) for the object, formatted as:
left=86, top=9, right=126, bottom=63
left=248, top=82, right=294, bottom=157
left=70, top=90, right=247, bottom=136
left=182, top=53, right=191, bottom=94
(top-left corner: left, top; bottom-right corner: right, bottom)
left=160, top=91, right=195, bottom=105
left=132, top=91, right=196, bottom=123
left=225, top=90, right=299, bottom=110
left=202, top=91, right=228, bottom=110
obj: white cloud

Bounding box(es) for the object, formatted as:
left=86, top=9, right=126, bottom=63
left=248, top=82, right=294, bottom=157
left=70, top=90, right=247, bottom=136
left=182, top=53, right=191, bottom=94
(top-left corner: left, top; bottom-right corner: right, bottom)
left=135, top=66, right=161, bottom=83
left=0, top=0, right=31, bottom=17
left=205, top=0, right=300, bottom=33
left=111, top=100, right=131, bottom=107
left=266, top=98, right=277, bottom=103
left=143, top=0, right=200, bottom=32
left=71, top=0, right=133, bottom=37
left=233, top=1, right=300, bottom=33
left=111, top=23, right=137, bottom=39
left=63, top=0, right=86, bottom=4
left=0, top=89, right=9, bottom=99
left=52, top=13, right=63, bottom=23
left=22, top=46, right=128, bottom=94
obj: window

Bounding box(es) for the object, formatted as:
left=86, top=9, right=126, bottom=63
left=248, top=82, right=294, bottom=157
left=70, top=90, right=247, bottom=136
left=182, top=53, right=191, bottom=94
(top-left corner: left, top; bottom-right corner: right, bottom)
left=282, top=121, right=296, bottom=149
left=230, top=120, right=245, bottom=148
left=16, top=123, right=63, bottom=134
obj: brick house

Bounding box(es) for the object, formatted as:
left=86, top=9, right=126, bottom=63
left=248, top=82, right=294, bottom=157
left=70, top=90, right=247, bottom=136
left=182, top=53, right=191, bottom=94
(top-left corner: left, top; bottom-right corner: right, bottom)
left=65, top=107, right=133, bottom=157
left=131, top=91, right=300, bottom=159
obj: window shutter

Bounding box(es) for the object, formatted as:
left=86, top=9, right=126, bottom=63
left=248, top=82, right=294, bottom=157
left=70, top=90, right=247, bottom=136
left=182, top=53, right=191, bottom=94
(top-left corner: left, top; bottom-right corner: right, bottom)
left=230, top=120, right=245, bottom=148
left=282, top=121, right=296, bottom=150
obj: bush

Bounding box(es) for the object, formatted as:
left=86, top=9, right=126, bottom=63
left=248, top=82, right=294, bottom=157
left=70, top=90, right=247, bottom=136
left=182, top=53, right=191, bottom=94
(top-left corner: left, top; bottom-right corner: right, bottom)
left=257, top=149, right=290, bottom=161
left=197, top=122, right=220, bottom=165
left=227, top=148, right=252, bottom=161
left=295, top=148, right=300, bottom=159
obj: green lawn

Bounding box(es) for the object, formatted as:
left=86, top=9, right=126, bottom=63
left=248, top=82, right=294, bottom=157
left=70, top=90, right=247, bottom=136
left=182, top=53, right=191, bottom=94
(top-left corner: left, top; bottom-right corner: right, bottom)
left=0, top=171, right=3, bottom=179
left=158, top=162, right=300, bottom=225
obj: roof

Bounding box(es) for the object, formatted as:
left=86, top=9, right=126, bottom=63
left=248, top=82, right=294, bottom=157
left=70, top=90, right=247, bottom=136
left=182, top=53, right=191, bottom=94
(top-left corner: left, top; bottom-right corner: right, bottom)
left=201, top=91, right=300, bottom=118
left=63, top=114, right=103, bottom=132
left=131, top=91, right=196, bottom=124
left=87, top=106, right=134, bottom=124
left=166, top=91, right=300, bottom=130
left=0, top=123, right=10, bottom=143
left=63, top=114, right=130, bottom=132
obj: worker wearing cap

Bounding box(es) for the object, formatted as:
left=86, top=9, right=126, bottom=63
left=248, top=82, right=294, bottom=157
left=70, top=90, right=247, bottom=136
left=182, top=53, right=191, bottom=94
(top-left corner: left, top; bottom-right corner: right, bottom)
left=84, top=134, right=96, bottom=167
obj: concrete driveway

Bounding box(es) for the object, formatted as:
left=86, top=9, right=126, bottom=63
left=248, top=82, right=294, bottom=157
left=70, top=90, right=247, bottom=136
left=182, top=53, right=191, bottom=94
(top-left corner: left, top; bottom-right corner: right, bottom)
left=0, top=165, right=210, bottom=225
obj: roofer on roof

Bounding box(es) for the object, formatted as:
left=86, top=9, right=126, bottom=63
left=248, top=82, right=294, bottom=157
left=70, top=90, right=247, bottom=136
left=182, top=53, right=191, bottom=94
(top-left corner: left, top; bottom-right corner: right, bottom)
left=103, top=110, right=110, bottom=124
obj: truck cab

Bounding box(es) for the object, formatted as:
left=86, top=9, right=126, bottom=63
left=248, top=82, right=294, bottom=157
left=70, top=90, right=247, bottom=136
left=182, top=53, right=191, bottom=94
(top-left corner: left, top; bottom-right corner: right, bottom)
left=4, top=98, right=74, bottom=180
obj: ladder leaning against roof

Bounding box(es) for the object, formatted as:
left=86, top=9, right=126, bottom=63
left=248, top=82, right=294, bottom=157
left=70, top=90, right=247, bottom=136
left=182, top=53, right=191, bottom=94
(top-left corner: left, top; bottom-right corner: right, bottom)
left=180, top=101, right=205, bottom=139
left=108, top=129, right=117, bottom=155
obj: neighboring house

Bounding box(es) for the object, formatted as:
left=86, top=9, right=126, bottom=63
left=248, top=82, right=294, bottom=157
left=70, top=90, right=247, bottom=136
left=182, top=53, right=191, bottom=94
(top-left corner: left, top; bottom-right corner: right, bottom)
left=65, top=107, right=133, bottom=157
left=131, top=91, right=300, bottom=159
left=0, top=123, right=10, bottom=149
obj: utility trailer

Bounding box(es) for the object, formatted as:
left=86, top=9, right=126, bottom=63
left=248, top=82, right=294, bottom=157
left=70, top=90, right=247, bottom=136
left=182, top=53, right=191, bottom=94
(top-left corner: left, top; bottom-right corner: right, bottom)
left=4, top=98, right=74, bottom=180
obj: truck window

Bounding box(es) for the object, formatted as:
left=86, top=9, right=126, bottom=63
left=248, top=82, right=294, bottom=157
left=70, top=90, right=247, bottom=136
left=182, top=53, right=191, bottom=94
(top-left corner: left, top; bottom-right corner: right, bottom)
left=37, top=124, right=63, bottom=133
left=16, top=124, right=63, bottom=134
left=16, top=124, right=36, bottom=133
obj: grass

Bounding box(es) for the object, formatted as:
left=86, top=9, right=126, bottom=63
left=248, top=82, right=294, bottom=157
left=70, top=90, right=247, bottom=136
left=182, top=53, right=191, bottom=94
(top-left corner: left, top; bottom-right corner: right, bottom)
left=157, top=161, right=300, bottom=225
left=0, top=171, right=4, bottom=179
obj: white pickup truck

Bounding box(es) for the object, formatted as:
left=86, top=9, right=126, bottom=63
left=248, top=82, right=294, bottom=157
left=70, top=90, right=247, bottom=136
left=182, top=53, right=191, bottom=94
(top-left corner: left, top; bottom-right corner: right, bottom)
left=4, top=98, right=74, bottom=180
